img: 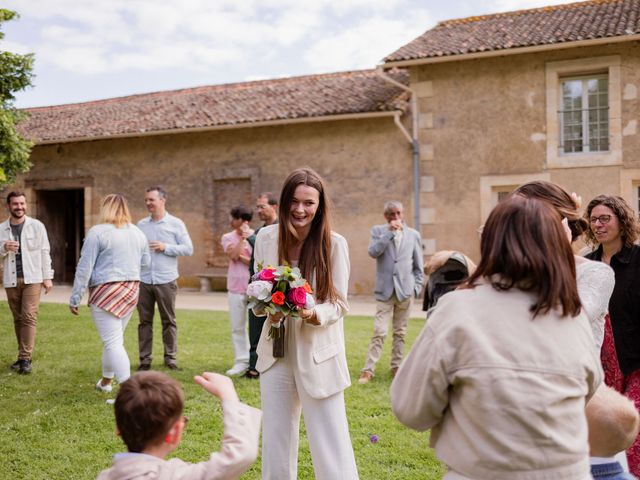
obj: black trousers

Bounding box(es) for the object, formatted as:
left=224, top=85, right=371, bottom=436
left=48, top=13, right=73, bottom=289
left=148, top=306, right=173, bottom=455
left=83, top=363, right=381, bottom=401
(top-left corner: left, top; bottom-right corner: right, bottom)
left=248, top=309, right=266, bottom=371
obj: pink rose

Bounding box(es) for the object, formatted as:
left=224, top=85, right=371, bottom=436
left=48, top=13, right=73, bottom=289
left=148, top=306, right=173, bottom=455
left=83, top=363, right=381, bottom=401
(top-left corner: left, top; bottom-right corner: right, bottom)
left=287, top=286, right=308, bottom=308
left=258, top=268, right=276, bottom=282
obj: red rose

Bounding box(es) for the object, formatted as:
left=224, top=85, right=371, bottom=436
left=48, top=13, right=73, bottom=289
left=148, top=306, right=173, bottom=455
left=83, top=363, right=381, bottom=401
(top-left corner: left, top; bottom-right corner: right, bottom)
left=271, top=291, right=285, bottom=305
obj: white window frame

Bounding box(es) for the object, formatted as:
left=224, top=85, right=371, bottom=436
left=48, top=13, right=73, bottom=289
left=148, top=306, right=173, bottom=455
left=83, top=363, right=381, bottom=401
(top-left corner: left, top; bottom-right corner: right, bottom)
left=546, top=56, right=621, bottom=169
left=559, top=74, right=609, bottom=155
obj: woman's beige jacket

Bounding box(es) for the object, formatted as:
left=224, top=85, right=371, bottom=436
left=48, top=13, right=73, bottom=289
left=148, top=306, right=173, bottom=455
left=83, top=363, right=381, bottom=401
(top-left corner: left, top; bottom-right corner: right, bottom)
left=391, top=280, right=602, bottom=480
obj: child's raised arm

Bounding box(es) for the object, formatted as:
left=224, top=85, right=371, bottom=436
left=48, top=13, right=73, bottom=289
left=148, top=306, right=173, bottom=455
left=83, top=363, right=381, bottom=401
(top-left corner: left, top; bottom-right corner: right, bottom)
left=194, top=372, right=239, bottom=403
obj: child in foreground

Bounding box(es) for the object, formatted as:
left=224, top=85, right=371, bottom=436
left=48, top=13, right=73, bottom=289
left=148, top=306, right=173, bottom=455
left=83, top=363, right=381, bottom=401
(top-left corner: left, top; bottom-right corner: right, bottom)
left=97, top=371, right=262, bottom=480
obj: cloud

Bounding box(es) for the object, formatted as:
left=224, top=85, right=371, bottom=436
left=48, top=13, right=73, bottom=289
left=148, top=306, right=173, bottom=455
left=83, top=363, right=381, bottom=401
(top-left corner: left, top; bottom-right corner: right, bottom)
left=303, top=10, right=433, bottom=72
left=14, top=0, right=590, bottom=107
left=1, top=40, right=32, bottom=55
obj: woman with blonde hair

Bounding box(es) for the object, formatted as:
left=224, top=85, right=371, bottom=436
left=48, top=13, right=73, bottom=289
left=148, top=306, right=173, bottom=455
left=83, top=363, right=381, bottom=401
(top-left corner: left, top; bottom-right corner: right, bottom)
left=70, top=194, right=149, bottom=392
left=253, top=167, right=358, bottom=480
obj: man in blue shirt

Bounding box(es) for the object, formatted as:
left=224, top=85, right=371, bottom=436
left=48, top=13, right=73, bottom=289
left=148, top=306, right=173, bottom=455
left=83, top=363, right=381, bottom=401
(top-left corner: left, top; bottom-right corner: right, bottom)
left=137, top=187, right=193, bottom=371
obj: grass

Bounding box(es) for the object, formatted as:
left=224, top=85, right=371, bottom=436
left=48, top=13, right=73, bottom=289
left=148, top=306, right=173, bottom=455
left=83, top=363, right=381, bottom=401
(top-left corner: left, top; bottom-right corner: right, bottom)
left=0, top=302, right=445, bottom=479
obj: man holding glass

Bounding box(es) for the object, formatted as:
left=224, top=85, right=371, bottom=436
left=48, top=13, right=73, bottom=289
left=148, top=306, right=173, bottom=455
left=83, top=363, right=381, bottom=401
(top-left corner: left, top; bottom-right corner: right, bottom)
left=358, top=200, right=423, bottom=384
left=0, top=191, right=54, bottom=374
left=137, top=186, right=193, bottom=371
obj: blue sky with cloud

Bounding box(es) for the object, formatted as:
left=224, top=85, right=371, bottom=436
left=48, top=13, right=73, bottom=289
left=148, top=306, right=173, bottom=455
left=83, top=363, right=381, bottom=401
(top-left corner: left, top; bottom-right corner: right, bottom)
left=3, top=0, right=584, bottom=108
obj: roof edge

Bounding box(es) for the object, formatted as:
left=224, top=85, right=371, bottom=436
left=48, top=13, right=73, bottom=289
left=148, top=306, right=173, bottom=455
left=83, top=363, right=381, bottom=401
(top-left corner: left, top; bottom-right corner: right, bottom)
left=22, top=68, right=392, bottom=112
left=30, top=110, right=402, bottom=145
left=383, top=33, right=640, bottom=68
left=436, top=0, right=619, bottom=28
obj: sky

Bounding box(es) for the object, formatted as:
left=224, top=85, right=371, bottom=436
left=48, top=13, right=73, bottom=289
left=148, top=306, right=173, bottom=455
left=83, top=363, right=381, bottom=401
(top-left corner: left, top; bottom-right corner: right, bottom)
left=3, top=0, right=586, bottom=108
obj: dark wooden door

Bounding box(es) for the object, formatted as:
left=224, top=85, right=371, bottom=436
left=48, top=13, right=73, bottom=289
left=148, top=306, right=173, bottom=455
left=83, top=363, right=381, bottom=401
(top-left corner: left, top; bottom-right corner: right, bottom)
left=35, top=189, right=84, bottom=283
left=208, top=178, right=252, bottom=268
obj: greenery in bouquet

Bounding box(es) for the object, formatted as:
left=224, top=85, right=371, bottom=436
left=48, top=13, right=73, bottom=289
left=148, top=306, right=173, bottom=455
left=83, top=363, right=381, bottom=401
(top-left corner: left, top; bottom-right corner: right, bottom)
left=246, top=264, right=315, bottom=338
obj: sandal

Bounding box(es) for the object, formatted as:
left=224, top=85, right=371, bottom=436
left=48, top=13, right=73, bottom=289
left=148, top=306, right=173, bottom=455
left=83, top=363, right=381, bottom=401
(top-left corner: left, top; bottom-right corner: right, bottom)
left=244, top=370, right=260, bottom=379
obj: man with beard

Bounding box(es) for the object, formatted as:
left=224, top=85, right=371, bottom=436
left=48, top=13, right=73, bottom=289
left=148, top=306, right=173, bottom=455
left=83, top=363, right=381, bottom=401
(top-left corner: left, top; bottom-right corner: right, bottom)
left=0, top=191, right=54, bottom=374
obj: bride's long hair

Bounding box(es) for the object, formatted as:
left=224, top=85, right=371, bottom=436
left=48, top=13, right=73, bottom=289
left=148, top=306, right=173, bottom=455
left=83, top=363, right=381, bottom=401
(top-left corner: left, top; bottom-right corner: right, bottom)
left=278, top=168, right=337, bottom=303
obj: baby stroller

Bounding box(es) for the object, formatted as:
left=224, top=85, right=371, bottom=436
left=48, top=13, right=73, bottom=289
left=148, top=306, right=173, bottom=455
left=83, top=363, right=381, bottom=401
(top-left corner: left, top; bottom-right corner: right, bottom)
left=423, top=251, right=475, bottom=312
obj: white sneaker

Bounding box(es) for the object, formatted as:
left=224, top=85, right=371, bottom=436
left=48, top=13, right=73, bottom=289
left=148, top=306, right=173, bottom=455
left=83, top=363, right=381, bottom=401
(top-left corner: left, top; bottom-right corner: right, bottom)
left=226, top=364, right=248, bottom=376
left=96, top=379, right=113, bottom=393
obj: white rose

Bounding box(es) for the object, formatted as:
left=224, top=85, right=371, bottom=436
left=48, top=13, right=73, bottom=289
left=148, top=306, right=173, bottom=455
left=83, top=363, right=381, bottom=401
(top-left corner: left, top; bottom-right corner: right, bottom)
left=304, top=293, right=315, bottom=310
left=246, top=280, right=273, bottom=301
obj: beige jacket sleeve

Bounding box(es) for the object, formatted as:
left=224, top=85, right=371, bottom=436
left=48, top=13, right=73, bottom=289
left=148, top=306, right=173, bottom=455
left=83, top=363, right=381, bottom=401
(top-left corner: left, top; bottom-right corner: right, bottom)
left=166, top=401, right=262, bottom=480
left=390, top=321, right=450, bottom=432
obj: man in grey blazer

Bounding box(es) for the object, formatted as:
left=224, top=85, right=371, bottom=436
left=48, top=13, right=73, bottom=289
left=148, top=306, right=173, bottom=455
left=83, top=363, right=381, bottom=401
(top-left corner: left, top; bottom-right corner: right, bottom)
left=359, top=201, right=423, bottom=384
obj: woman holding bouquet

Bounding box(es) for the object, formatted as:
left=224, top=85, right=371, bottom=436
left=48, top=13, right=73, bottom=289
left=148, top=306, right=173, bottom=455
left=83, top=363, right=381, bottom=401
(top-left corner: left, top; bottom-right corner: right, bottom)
left=252, top=167, right=358, bottom=480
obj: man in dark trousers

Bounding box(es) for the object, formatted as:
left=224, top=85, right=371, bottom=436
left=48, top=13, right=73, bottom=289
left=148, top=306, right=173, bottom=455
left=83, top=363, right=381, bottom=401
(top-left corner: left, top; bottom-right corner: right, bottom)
left=137, top=186, right=193, bottom=371
left=245, top=192, right=278, bottom=379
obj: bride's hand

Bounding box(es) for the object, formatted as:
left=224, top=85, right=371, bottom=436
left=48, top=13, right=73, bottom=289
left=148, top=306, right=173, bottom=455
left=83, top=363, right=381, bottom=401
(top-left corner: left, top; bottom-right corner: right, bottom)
left=268, top=311, right=285, bottom=324
left=300, top=308, right=320, bottom=325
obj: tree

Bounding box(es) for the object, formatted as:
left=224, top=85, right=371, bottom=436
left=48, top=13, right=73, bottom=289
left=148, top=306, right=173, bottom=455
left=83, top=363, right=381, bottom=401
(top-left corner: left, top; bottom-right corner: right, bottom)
left=0, top=9, right=34, bottom=186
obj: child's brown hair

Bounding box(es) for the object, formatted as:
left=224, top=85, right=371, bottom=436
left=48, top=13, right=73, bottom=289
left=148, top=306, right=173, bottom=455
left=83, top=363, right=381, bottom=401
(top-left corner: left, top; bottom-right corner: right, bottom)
left=114, top=371, right=184, bottom=452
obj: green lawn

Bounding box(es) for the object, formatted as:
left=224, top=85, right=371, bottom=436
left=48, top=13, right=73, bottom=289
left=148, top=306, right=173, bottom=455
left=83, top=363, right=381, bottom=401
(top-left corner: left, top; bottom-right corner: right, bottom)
left=0, top=302, right=445, bottom=479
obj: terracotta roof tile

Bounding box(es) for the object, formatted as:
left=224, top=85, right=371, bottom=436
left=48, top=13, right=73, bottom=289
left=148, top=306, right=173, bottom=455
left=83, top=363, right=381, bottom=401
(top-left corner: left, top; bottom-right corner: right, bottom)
left=19, top=69, right=409, bottom=143
left=385, top=0, right=640, bottom=63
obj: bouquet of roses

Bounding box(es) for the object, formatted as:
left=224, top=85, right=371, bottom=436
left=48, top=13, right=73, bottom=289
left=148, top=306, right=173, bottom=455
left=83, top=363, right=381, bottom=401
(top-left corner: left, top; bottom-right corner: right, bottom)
left=246, top=264, right=315, bottom=341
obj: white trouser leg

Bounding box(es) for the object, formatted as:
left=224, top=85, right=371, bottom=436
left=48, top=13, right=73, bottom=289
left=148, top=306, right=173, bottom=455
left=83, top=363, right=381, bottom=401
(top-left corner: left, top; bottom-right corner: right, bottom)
left=228, top=292, right=249, bottom=365
left=260, top=354, right=359, bottom=480
left=297, top=381, right=360, bottom=480
left=91, top=305, right=132, bottom=383
left=260, top=358, right=301, bottom=480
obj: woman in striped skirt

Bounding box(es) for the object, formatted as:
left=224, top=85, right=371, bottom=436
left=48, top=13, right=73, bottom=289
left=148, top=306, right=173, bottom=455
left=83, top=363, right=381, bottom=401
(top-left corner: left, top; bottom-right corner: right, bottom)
left=70, top=194, right=150, bottom=392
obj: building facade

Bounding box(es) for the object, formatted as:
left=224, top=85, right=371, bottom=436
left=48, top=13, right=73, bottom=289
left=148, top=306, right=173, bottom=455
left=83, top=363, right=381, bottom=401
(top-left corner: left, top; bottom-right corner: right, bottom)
left=15, top=70, right=414, bottom=293
left=12, top=0, right=640, bottom=293
left=383, top=0, right=640, bottom=259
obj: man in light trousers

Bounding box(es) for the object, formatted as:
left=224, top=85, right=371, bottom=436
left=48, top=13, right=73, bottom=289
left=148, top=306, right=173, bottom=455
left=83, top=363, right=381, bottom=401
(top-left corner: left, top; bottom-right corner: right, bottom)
left=358, top=201, right=423, bottom=384
left=0, top=191, right=54, bottom=375
left=137, top=186, right=193, bottom=371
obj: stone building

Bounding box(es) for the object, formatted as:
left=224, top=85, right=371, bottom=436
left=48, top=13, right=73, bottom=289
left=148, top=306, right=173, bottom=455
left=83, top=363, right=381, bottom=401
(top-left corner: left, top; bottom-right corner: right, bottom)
left=381, top=0, right=640, bottom=259
left=12, top=0, right=640, bottom=293
left=16, top=70, right=412, bottom=293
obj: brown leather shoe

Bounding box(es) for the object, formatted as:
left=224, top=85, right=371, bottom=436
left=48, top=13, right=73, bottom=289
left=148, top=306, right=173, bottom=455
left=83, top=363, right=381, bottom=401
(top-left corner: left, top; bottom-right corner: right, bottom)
left=358, top=371, right=373, bottom=384
left=390, top=367, right=399, bottom=379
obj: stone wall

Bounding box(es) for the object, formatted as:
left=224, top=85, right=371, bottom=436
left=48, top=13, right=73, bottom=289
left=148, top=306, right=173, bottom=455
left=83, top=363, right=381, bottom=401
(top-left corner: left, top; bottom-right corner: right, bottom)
left=412, top=41, right=640, bottom=261
left=19, top=116, right=414, bottom=294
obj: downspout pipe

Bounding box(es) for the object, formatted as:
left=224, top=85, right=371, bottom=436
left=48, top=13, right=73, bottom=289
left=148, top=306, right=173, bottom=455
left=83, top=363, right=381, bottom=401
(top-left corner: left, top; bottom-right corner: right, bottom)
left=375, top=66, right=421, bottom=231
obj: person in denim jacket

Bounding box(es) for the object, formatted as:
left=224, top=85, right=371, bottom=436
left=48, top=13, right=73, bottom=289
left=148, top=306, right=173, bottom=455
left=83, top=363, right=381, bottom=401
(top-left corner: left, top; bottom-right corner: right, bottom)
left=70, top=194, right=150, bottom=392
